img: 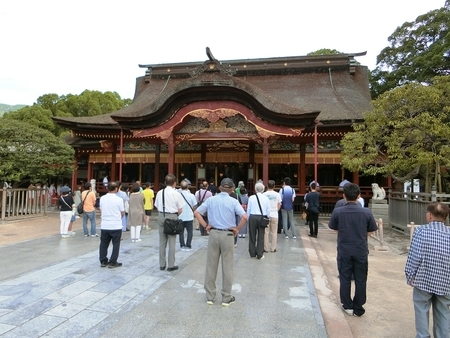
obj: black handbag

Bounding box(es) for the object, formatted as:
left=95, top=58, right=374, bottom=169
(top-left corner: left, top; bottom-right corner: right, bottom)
left=163, top=218, right=184, bottom=235
left=256, top=194, right=270, bottom=228
left=162, top=189, right=184, bottom=235
left=77, top=191, right=90, bottom=214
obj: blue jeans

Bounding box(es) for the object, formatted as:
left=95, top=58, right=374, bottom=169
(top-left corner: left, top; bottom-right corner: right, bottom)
left=281, top=209, right=296, bottom=237
left=179, top=220, right=193, bottom=248
left=83, top=210, right=97, bottom=236
left=413, top=287, right=450, bottom=338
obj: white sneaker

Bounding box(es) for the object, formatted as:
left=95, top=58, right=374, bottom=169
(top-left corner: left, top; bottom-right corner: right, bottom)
left=242, top=234, right=246, bottom=238
left=61, top=234, right=70, bottom=238
left=185, top=248, right=192, bottom=252
left=135, top=238, right=142, bottom=242
left=285, top=236, right=289, bottom=239
left=91, top=234, right=99, bottom=237
left=69, top=231, right=76, bottom=236
left=342, top=305, right=353, bottom=316
left=293, top=236, right=297, bottom=239
left=180, top=247, right=186, bottom=251
left=131, top=239, right=136, bottom=243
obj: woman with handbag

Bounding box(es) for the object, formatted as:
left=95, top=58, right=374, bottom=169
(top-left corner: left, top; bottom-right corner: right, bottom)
left=59, top=186, right=74, bottom=238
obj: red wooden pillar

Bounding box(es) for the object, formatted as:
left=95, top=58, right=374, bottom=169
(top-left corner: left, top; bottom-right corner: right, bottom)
left=352, top=171, right=359, bottom=185
left=155, top=144, right=161, bottom=192
left=168, top=134, right=175, bottom=174
left=87, top=160, right=92, bottom=181
left=262, top=138, right=269, bottom=185
left=314, top=123, right=318, bottom=183
left=111, top=152, right=117, bottom=182
left=71, top=154, right=78, bottom=191
left=119, top=128, right=123, bottom=182
left=300, top=143, right=306, bottom=194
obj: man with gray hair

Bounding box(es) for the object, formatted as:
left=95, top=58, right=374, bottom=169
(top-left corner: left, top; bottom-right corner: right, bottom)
left=246, top=182, right=271, bottom=259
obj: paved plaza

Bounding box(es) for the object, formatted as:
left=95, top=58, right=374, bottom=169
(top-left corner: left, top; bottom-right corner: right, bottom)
left=0, top=212, right=415, bottom=337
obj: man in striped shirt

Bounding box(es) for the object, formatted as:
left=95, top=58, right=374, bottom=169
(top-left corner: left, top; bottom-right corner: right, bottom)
left=405, top=202, right=450, bottom=338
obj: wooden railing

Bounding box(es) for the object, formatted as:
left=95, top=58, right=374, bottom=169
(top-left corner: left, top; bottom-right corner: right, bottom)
left=1, top=188, right=49, bottom=222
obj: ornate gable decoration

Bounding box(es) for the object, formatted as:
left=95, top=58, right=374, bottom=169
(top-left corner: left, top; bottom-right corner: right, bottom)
left=189, top=47, right=237, bottom=78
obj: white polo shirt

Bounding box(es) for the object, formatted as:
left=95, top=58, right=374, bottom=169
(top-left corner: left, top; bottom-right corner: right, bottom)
left=154, top=187, right=185, bottom=213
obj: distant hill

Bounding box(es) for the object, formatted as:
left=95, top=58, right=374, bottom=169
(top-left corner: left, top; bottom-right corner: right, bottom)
left=0, top=103, right=27, bottom=116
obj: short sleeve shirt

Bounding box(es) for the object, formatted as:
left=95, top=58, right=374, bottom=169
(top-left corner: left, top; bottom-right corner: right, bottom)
left=328, top=203, right=378, bottom=257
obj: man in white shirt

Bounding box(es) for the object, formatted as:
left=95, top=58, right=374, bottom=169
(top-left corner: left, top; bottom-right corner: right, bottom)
left=247, top=182, right=271, bottom=259
left=99, top=182, right=125, bottom=268
left=154, top=174, right=185, bottom=271
left=178, top=180, right=197, bottom=251
left=263, top=180, right=282, bottom=253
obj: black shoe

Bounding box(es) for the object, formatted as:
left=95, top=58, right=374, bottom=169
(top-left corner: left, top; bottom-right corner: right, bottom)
left=160, top=266, right=166, bottom=271
left=222, top=296, right=236, bottom=307
left=100, top=260, right=109, bottom=267
left=108, top=262, right=122, bottom=268
left=167, top=266, right=178, bottom=271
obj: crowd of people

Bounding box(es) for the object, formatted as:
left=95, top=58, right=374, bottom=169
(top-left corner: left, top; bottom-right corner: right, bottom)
left=47, top=174, right=450, bottom=337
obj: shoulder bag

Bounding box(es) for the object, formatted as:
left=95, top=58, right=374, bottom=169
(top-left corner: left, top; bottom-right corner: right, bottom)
left=162, top=189, right=184, bottom=235
left=256, top=194, right=270, bottom=228
left=77, top=191, right=90, bottom=214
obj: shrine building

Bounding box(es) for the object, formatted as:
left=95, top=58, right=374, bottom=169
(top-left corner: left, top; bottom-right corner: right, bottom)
left=53, top=48, right=382, bottom=202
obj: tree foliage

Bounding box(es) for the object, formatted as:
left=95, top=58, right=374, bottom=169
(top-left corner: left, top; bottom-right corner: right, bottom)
left=370, top=3, right=450, bottom=98
left=341, top=76, right=450, bottom=192
left=0, top=119, right=75, bottom=184
left=1, top=90, right=131, bottom=136
left=307, top=49, right=343, bottom=56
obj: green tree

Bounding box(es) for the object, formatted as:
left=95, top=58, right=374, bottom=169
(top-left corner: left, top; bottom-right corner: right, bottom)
left=307, top=48, right=343, bottom=56
left=0, top=120, right=74, bottom=185
left=370, top=3, right=450, bottom=98
left=341, top=76, right=450, bottom=192
left=62, top=90, right=129, bottom=117
left=3, top=90, right=132, bottom=137
left=2, top=104, right=56, bottom=135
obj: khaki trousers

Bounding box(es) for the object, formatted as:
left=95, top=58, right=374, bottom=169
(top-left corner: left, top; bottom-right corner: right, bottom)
left=204, top=229, right=235, bottom=303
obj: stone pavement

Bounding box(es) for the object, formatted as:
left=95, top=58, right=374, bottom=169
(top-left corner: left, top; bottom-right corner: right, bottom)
left=0, top=212, right=416, bottom=337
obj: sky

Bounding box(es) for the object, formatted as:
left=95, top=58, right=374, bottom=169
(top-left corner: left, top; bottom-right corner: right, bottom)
left=0, top=0, right=446, bottom=106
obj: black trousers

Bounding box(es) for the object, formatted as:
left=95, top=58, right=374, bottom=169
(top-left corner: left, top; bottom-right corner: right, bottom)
left=338, top=255, right=368, bottom=316
left=99, top=229, right=122, bottom=264
left=308, top=212, right=319, bottom=236
left=248, top=215, right=264, bottom=259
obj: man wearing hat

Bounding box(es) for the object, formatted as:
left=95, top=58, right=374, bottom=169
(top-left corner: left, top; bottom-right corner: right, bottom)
left=194, top=178, right=248, bottom=307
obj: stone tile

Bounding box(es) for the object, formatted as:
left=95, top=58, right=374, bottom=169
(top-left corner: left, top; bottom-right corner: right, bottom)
left=88, top=288, right=138, bottom=313
left=45, top=280, right=98, bottom=301
left=67, top=290, right=108, bottom=307
left=44, top=302, right=86, bottom=318
left=118, top=275, right=160, bottom=294
left=0, top=298, right=61, bottom=326
left=43, top=309, right=109, bottom=337
left=1, top=314, right=66, bottom=338
left=0, top=323, right=15, bottom=336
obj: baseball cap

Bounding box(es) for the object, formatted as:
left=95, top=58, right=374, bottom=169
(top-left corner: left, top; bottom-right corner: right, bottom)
left=220, top=178, right=234, bottom=188
left=182, top=178, right=191, bottom=185
left=60, top=186, right=71, bottom=193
